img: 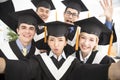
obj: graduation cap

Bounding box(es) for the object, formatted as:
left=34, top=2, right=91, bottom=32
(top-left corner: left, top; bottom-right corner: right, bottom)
left=74, top=17, right=112, bottom=45
left=8, top=9, right=44, bottom=32
left=31, top=0, right=55, bottom=10
left=40, top=21, right=80, bottom=50
left=0, top=0, right=15, bottom=28
left=42, top=21, right=73, bottom=37
left=62, top=0, right=88, bottom=12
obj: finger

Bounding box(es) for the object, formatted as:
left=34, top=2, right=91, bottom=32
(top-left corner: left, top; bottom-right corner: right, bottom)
left=103, top=0, right=108, bottom=7
left=99, top=0, right=105, bottom=9
left=110, top=0, right=113, bottom=7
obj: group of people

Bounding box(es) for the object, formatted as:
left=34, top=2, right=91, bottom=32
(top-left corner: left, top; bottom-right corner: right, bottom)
left=0, top=0, right=119, bottom=80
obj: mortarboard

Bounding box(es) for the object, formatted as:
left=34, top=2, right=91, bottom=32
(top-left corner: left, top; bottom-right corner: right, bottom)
left=41, top=21, right=74, bottom=37
left=62, top=0, right=88, bottom=12
left=0, top=0, right=15, bottom=29
left=31, top=0, right=55, bottom=10
left=40, top=21, right=80, bottom=50
left=8, top=9, right=44, bottom=32
left=74, top=17, right=112, bottom=45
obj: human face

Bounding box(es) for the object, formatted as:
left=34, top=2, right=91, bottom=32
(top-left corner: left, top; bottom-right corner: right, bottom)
left=64, top=8, right=79, bottom=24
left=79, top=32, right=98, bottom=56
left=17, top=23, right=36, bottom=46
left=36, top=7, right=50, bottom=22
left=48, top=36, right=67, bottom=57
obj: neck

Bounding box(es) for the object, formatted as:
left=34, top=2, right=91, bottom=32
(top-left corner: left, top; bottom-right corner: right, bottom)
left=81, top=52, right=89, bottom=59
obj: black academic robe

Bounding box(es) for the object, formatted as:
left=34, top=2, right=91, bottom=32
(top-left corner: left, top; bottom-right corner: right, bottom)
left=75, top=50, right=115, bottom=64
left=0, top=41, right=39, bottom=80
left=67, top=26, right=77, bottom=46
left=34, top=52, right=77, bottom=80
left=33, top=26, right=50, bottom=51
left=69, top=63, right=110, bottom=80
left=5, top=53, right=110, bottom=80
left=0, top=41, right=38, bottom=60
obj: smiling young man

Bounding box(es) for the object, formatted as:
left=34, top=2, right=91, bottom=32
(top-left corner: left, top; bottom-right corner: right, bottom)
left=0, top=9, right=43, bottom=60
left=31, top=0, right=56, bottom=53
left=31, top=0, right=55, bottom=22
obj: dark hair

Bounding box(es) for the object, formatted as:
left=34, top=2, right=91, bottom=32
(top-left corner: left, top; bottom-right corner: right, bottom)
left=64, top=7, right=80, bottom=15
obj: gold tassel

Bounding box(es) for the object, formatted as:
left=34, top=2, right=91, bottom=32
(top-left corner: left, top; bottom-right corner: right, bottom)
left=108, top=31, right=113, bottom=56
left=75, top=26, right=81, bottom=51
left=44, top=26, right=47, bottom=43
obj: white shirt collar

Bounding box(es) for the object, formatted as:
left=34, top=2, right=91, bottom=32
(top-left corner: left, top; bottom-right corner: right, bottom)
left=79, top=51, right=92, bottom=63
left=49, top=50, right=66, bottom=61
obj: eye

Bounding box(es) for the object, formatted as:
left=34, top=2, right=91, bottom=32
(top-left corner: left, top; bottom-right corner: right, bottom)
left=59, top=39, right=63, bottom=41
left=21, top=26, right=26, bottom=29
left=29, top=27, right=35, bottom=30
left=80, top=36, right=85, bottom=39
left=49, top=38, right=54, bottom=41
left=90, top=38, right=95, bottom=42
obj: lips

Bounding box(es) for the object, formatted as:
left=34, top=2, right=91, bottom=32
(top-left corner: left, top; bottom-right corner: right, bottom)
left=66, top=20, right=73, bottom=23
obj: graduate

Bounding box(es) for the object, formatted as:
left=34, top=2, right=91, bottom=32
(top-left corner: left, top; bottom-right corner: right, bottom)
left=0, top=21, right=120, bottom=80
left=31, top=0, right=55, bottom=22
left=0, top=9, right=44, bottom=60
left=61, top=0, right=88, bottom=54
left=0, top=9, right=43, bottom=80
left=73, top=17, right=115, bottom=64
left=31, top=0, right=56, bottom=53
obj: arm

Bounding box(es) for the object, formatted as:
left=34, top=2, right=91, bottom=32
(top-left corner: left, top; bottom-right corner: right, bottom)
left=0, top=0, right=8, bottom=3
left=100, top=0, right=113, bottom=30
left=0, top=57, right=40, bottom=80
left=109, top=61, right=120, bottom=80
left=0, top=58, right=6, bottom=73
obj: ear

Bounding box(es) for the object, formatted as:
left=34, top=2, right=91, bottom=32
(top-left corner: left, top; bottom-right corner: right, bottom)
left=77, top=15, right=79, bottom=19
left=16, top=28, right=19, bottom=35
left=95, top=37, right=99, bottom=46
left=64, top=40, right=67, bottom=46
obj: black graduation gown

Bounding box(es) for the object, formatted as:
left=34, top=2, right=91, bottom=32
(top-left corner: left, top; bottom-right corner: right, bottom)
left=75, top=50, right=115, bottom=64
left=5, top=55, right=40, bottom=80
left=69, top=63, right=110, bottom=80
left=0, top=41, right=38, bottom=80
left=4, top=54, right=78, bottom=80
left=34, top=53, right=78, bottom=80
left=0, top=41, right=37, bottom=60
left=5, top=54, right=110, bottom=80
left=33, top=26, right=50, bottom=51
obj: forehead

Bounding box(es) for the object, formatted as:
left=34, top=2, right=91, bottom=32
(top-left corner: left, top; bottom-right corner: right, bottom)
left=48, top=35, right=66, bottom=39
left=80, top=32, right=98, bottom=38
left=66, top=8, right=79, bottom=14
left=19, top=23, right=35, bottom=28
left=37, top=6, right=50, bottom=11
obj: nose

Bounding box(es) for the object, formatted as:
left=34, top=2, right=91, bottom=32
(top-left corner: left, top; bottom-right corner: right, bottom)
left=54, top=40, right=59, bottom=47
left=69, top=14, right=73, bottom=18
left=84, top=39, right=89, bottom=45
left=25, top=28, right=30, bottom=33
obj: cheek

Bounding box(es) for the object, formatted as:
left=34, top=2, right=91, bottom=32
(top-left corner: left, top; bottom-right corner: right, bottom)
left=90, top=42, right=97, bottom=48
left=79, top=39, right=84, bottom=45
left=73, top=17, right=78, bottom=22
